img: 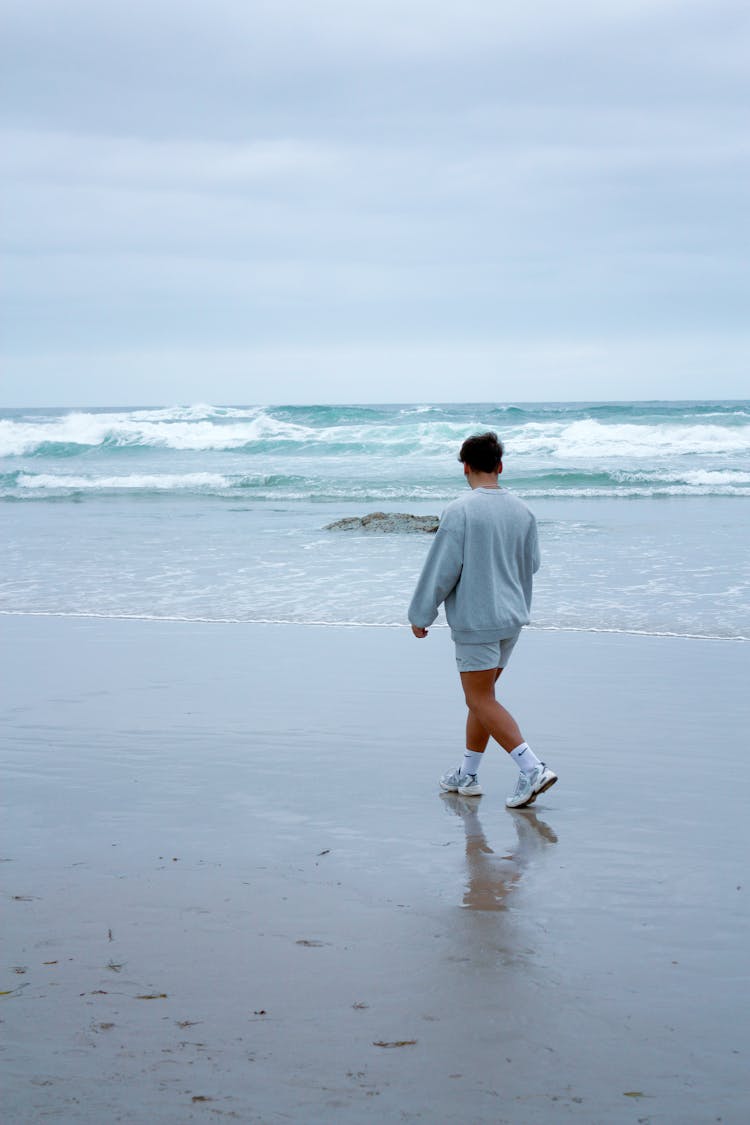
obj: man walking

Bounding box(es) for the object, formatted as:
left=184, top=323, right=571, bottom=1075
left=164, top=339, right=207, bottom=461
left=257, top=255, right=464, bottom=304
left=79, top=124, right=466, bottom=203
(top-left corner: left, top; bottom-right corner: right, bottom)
left=408, top=431, right=557, bottom=809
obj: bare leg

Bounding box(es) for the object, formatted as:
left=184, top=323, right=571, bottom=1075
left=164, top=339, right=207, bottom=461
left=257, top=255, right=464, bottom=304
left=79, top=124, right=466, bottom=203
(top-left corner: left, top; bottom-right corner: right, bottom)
left=465, top=709, right=491, bottom=753
left=461, top=667, right=524, bottom=753
left=465, top=668, right=502, bottom=752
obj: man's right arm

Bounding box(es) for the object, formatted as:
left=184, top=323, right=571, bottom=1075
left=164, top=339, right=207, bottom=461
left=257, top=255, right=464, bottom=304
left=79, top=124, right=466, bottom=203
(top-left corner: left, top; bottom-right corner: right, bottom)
left=529, top=515, right=541, bottom=574
left=407, top=518, right=464, bottom=631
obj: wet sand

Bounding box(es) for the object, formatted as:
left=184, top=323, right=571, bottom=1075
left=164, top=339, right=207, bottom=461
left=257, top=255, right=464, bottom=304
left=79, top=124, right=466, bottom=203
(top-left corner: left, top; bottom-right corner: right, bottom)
left=2, top=616, right=748, bottom=1123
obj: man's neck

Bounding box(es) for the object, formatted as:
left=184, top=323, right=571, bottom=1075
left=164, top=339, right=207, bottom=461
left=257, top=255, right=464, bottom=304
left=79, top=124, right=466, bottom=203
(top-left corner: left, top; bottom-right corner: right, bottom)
left=466, top=471, right=501, bottom=490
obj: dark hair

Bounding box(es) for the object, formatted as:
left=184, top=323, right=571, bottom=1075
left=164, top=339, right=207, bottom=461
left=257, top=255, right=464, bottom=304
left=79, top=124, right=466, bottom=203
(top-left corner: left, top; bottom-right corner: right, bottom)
left=458, top=431, right=504, bottom=473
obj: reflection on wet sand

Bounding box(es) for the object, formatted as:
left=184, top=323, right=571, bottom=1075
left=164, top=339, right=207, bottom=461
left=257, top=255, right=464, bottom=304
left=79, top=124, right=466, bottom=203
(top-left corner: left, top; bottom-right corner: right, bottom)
left=441, top=794, right=558, bottom=911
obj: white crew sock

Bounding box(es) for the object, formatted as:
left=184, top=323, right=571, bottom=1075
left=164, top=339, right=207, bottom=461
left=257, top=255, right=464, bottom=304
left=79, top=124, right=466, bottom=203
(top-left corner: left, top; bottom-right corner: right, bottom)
left=509, top=742, right=541, bottom=774
left=461, top=749, right=484, bottom=777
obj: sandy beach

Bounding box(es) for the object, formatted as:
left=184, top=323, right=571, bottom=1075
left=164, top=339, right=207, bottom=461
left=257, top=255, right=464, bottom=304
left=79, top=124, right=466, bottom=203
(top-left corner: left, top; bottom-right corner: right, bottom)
left=2, top=616, right=748, bottom=1123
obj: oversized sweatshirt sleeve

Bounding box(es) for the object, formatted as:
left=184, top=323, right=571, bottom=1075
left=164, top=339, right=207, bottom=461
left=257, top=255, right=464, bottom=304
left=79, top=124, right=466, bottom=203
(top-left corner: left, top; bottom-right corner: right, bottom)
left=407, top=515, right=464, bottom=628
left=529, top=515, right=541, bottom=574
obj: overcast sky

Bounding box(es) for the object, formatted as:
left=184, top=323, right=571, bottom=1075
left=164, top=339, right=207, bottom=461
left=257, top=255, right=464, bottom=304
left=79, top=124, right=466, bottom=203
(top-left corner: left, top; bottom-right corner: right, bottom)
left=2, top=0, right=748, bottom=406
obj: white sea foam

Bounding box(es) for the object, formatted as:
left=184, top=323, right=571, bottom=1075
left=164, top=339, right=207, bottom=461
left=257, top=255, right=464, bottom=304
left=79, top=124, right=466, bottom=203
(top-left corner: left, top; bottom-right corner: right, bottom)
left=2, top=406, right=749, bottom=460
left=509, top=419, right=750, bottom=458
left=6, top=471, right=750, bottom=500
left=4, top=473, right=451, bottom=499
left=521, top=486, right=750, bottom=498
left=0, top=409, right=314, bottom=455
left=125, top=403, right=265, bottom=423
left=611, top=468, right=750, bottom=486
left=14, top=471, right=233, bottom=491
left=0, top=608, right=745, bottom=642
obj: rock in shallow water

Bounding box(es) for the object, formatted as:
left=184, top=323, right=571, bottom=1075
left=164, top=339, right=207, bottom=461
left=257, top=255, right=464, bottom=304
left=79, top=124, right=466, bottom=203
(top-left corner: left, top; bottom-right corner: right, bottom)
left=324, top=512, right=439, bottom=534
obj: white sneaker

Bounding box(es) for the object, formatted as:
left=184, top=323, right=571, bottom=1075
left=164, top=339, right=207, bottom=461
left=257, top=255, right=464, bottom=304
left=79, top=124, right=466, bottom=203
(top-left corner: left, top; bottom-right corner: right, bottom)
left=505, top=764, right=557, bottom=809
left=439, top=767, right=483, bottom=796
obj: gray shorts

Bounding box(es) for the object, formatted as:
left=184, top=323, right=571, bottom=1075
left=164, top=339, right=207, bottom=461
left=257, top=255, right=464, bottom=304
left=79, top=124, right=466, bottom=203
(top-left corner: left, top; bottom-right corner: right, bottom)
left=454, top=633, right=521, bottom=673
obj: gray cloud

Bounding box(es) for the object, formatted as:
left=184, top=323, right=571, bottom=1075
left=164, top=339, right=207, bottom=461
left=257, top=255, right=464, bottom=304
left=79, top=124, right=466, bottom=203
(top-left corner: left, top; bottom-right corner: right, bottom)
left=2, top=0, right=748, bottom=403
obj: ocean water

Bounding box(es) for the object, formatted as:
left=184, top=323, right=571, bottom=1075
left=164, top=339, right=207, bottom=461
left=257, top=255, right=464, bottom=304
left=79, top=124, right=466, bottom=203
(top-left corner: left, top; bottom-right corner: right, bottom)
left=1, top=401, right=749, bottom=641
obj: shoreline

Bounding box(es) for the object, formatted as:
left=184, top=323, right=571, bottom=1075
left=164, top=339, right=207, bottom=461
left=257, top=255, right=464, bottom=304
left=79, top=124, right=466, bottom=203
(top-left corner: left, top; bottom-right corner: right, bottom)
left=1, top=606, right=746, bottom=643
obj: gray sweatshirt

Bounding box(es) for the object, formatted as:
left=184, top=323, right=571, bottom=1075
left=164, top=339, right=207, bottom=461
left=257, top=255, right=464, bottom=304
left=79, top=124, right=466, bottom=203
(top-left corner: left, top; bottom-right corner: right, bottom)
left=408, top=487, right=540, bottom=643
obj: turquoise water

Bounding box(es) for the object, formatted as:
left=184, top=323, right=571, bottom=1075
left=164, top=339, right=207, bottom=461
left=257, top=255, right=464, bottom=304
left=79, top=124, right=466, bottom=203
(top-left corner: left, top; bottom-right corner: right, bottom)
left=1, top=402, right=749, bottom=639
left=3, top=401, right=750, bottom=500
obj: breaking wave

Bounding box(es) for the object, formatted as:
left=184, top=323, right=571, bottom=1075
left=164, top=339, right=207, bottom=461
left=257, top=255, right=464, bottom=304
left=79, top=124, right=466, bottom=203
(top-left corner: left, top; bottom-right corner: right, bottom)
left=1, top=400, right=749, bottom=500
